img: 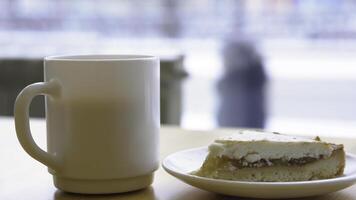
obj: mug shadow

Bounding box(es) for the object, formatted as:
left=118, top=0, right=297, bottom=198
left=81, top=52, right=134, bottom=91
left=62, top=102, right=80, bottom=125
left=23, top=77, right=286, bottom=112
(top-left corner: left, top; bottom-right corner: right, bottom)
left=54, top=186, right=157, bottom=200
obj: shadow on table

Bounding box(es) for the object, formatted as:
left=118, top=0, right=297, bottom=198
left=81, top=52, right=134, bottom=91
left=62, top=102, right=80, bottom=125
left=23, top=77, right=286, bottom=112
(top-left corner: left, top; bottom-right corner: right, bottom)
left=54, top=186, right=157, bottom=200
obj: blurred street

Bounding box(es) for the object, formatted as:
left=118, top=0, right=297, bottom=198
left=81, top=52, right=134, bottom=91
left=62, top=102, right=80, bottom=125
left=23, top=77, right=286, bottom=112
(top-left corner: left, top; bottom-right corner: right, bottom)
left=1, top=32, right=355, bottom=137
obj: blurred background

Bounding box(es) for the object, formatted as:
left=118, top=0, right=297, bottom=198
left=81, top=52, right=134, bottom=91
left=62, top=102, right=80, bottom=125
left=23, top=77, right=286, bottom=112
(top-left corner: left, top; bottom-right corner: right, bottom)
left=1, top=0, right=356, bottom=137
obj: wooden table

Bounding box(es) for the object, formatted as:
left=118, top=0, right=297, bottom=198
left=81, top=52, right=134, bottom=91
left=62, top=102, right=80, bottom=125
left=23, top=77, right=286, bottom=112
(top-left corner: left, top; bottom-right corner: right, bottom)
left=1, top=117, right=356, bottom=200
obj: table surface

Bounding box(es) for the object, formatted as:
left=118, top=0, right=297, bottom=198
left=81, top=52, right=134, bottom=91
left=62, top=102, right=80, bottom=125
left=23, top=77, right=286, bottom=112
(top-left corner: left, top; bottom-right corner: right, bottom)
left=1, top=117, right=356, bottom=200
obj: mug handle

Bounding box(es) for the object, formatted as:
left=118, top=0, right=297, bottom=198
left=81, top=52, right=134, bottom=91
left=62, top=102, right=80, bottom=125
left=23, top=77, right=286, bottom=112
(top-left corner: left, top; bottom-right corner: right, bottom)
left=14, top=80, right=61, bottom=171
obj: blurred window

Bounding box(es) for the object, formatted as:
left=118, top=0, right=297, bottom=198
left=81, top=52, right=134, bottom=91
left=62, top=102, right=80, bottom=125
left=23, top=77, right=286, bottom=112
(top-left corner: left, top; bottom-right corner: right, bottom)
left=1, top=0, right=356, bottom=135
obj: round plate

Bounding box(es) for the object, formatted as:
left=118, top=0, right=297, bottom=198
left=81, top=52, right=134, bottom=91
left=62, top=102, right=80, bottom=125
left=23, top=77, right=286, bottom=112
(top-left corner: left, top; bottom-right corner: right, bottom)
left=162, top=147, right=356, bottom=199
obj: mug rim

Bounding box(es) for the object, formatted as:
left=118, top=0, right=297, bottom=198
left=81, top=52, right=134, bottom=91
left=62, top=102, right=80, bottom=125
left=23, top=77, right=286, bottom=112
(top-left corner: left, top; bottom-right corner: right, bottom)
left=45, top=54, right=157, bottom=61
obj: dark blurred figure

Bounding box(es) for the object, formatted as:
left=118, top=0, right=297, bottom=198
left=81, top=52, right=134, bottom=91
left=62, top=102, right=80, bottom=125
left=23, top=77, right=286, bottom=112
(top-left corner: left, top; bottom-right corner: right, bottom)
left=217, top=37, right=267, bottom=128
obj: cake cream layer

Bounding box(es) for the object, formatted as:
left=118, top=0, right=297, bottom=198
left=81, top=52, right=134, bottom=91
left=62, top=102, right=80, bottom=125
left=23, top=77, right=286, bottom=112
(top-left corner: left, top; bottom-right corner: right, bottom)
left=209, top=130, right=342, bottom=164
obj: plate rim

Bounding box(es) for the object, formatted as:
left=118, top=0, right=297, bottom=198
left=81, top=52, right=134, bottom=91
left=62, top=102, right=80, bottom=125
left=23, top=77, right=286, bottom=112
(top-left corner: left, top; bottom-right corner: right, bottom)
left=162, top=146, right=356, bottom=186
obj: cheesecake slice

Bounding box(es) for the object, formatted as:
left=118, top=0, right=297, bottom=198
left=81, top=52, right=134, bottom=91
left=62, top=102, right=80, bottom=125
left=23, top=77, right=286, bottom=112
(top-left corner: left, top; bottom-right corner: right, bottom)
left=193, top=130, right=345, bottom=182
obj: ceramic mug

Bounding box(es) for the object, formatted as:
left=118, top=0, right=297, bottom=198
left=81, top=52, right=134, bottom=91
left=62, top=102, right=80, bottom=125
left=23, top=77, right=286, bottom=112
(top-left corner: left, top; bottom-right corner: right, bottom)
left=14, top=55, right=160, bottom=194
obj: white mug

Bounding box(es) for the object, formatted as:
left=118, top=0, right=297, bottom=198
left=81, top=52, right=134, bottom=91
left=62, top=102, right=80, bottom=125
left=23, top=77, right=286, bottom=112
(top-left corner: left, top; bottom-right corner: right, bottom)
left=14, top=55, right=160, bottom=194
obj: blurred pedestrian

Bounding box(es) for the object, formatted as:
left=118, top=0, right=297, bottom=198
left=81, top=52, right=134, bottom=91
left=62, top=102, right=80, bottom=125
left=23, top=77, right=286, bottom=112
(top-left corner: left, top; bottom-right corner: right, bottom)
left=217, top=37, right=267, bottom=128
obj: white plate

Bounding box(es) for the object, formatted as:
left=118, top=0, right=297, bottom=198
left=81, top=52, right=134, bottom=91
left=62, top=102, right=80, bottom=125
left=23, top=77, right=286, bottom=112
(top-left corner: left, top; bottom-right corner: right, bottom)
left=162, top=147, right=356, bottom=199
